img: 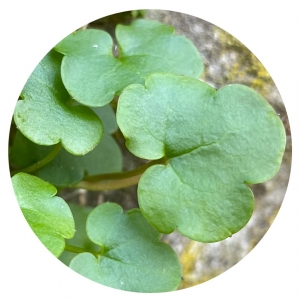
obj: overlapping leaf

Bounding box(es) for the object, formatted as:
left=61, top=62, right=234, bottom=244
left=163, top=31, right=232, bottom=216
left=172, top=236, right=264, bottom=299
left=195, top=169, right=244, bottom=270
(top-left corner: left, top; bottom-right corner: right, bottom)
left=116, top=73, right=286, bottom=242
left=59, top=204, right=100, bottom=266
left=92, top=104, right=118, bottom=135
left=10, top=105, right=122, bottom=187
left=11, top=173, right=75, bottom=257
left=13, top=50, right=103, bottom=155
left=70, top=202, right=182, bottom=292
left=54, top=19, right=203, bottom=106
left=9, top=130, right=51, bottom=170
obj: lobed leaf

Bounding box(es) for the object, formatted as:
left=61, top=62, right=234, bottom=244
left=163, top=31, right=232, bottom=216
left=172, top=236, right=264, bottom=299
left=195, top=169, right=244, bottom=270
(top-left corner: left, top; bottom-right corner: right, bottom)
left=54, top=19, right=203, bottom=106
left=13, top=50, right=103, bottom=155
left=116, top=73, right=286, bottom=242
left=70, top=202, right=182, bottom=292
left=11, top=173, right=75, bottom=257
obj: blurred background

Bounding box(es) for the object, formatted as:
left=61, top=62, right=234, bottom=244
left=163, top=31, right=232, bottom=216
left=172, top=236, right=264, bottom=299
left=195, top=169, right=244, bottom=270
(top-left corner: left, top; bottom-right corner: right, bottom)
left=54, top=9, right=291, bottom=290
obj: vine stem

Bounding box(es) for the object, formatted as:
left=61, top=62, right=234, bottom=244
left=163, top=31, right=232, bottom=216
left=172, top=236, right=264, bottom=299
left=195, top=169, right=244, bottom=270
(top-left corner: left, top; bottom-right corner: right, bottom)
left=64, top=244, right=100, bottom=258
left=72, top=156, right=168, bottom=191
left=10, top=142, right=62, bottom=176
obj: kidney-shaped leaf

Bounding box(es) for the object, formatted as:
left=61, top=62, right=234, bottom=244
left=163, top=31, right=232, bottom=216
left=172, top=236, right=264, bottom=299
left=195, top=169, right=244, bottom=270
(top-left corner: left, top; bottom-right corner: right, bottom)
left=14, top=50, right=103, bottom=155
left=116, top=73, right=286, bottom=242
left=11, top=173, right=75, bottom=257
left=54, top=19, right=203, bottom=106
left=70, top=202, right=182, bottom=292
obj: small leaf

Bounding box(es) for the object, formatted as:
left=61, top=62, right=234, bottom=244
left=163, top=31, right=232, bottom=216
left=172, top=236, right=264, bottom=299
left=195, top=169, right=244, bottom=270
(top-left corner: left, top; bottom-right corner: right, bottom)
left=116, top=73, right=286, bottom=242
left=14, top=50, right=103, bottom=155
left=54, top=19, right=203, bottom=106
left=59, top=204, right=100, bottom=266
left=70, top=202, right=182, bottom=292
left=10, top=130, right=122, bottom=187
left=11, top=173, right=75, bottom=257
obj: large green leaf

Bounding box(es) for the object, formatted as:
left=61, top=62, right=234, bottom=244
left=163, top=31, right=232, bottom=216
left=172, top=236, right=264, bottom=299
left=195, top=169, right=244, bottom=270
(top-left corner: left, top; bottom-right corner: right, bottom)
left=13, top=50, right=103, bottom=155
left=11, top=173, right=75, bottom=257
left=116, top=73, right=286, bottom=242
left=59, top=204, right=100, bottom=266
left=54, top=19, right=203, bottom=106
left=10, top=131, right=122, bottom=187
left=70, top=202, right=182, bottom=292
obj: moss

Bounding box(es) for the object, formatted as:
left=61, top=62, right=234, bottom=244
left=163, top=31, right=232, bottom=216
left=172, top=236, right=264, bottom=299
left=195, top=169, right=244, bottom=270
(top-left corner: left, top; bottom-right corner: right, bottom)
left=211, top=27, right=275, bottom=98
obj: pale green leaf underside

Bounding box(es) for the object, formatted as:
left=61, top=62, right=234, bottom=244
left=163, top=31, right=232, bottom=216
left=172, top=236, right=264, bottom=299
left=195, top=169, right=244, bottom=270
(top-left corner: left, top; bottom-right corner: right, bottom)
left=54, top=19, right=203, bottom=106
left=10, top=130, right=122, bottom=187
left=116, top=73, right=286, bottom=242
left=11, top=173, right=75, bottom=257
left=14, top=50, right=103, bottom=155
left=70, top=202, right=182, bottom=292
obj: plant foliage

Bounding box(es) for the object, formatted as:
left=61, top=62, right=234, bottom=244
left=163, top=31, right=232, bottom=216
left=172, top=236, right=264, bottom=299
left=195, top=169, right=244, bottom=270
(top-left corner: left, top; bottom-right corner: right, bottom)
left=9, top=18, right=286, bottom=293
left=70, top=202, right=182, bottom=292
left=10, top=105, right=122, bottom=187
left=54, top=19, right=203, bottom=106
left=117, top=73, right=285, bottom=242
left=11, top=173, right=75, bottom=257
left=14, top=50, right=103, bottom=155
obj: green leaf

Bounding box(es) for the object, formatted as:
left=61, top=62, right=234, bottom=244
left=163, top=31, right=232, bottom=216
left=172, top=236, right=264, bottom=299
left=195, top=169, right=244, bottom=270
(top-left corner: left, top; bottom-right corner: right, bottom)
left=91, top=105, right=118, bottom=135
left=54, top=19, right=203, bottom=106
left=70, top=202, right=182, bottom=292
left=38, top=135, right=122, bottom=187
left=10, top=130, right=122, bottom=187
left=11, top=173, right=75, bottom=257
left=9, top=130, right=51, bottom=169
left=116, top=73, right=286, bottom=242
left=13, top=50, right=103, bottom=155
left=59, top=204, right=100, bottom=266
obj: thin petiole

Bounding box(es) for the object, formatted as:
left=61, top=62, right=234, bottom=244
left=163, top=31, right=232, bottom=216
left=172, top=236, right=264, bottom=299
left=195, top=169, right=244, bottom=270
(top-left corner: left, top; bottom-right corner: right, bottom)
left=64, top=244, right=101, bottom=258
left=72, top=156, right=168, bottom=191
left=10, top=142, right=62, bottom=176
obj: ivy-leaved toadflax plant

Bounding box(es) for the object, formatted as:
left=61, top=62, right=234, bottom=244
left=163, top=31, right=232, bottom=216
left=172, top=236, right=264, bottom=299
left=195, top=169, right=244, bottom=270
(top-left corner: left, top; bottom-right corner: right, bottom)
left=9, top=16, right=286, bottom=293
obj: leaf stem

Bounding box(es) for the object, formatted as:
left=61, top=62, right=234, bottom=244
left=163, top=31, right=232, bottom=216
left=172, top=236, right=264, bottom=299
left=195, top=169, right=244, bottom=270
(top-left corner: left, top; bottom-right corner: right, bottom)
left=72, top=156, right=167, bottom=191
left=10, top=142, right=62, bottom=176
left=64, top=244, right=100, bottom=258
